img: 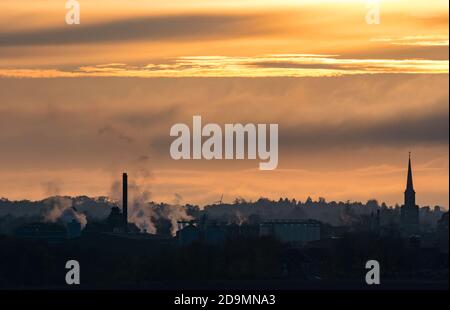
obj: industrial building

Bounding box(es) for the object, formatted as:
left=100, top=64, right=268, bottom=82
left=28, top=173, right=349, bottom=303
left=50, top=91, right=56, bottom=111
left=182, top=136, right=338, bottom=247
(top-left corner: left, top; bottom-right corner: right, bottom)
left=259, top=219, right=321, bottom=245
left=176, top=218, right=321, bottom=246
left=176, top=220, right=259, bottom=246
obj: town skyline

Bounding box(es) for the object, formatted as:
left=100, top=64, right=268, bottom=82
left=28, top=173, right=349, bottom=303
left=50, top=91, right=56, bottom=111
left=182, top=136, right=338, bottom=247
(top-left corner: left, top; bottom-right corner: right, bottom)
left=1, top=153, right=447, bottom=210
left=0, top=0, right=448, bottom=207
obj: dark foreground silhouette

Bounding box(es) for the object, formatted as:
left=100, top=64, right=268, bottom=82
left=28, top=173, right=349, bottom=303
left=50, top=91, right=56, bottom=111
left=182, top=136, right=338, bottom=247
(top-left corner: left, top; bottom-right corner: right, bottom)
left=0, top=231, right=447, bottom=290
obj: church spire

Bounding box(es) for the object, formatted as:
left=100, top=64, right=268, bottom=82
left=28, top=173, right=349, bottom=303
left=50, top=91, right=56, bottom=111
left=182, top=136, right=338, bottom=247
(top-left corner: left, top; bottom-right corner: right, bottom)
left=404, top=152, right=416, bottom=208
left=401, top=152, right=419, bottom=234
left=406, top=152, right=414, bottom=191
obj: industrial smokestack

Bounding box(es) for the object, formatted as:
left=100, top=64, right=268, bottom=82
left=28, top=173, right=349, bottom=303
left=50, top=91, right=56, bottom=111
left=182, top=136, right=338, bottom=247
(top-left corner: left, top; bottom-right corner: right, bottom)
left=122, top=173, right=128, bottom=231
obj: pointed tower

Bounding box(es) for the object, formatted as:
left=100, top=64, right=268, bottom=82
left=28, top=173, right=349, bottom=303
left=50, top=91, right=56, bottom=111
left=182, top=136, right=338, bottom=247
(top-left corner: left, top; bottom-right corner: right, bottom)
left=401, top=153, right=419, bottom=235
left=404, top=152, right=416, bottom=208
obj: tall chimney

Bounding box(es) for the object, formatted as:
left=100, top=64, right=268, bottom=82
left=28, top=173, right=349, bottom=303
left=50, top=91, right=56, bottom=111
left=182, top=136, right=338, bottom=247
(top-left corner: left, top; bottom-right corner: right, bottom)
left=122, top=172, right=128, bottom=231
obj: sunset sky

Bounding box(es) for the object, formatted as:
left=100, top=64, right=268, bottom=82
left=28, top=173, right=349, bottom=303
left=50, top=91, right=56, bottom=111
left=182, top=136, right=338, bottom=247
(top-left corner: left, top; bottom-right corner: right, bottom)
left=0, top=0, right=448, bottom=207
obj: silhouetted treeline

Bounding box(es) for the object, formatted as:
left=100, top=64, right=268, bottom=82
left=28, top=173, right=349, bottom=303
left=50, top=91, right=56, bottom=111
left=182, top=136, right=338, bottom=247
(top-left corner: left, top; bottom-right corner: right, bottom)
left=200, top=197, right=445, bottom=231
left=0, top=196, right=446, bottom=236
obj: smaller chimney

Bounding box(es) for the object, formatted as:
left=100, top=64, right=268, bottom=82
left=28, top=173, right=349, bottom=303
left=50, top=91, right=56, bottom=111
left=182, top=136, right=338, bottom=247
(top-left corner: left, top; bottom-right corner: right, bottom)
left=122, top=173, right=128, bottom=231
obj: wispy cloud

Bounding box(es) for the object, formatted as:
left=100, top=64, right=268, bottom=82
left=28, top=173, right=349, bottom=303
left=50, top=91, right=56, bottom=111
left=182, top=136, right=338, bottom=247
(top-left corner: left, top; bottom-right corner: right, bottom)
left=0, top=54, right=448, bottom=78
left=372, top=35, right=449, bottom=47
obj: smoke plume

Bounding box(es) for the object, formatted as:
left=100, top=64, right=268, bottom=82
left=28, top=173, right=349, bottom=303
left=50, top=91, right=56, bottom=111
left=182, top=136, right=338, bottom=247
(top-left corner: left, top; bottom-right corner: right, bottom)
left=110, top=179, right=192, bottom=235
left=43, top=197, right=87, bottom=229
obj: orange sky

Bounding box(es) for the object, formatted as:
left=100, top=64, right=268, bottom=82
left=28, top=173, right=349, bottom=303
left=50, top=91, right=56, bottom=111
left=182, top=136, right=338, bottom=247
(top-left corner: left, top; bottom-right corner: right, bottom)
left=0, top=1, right=448, bottom=207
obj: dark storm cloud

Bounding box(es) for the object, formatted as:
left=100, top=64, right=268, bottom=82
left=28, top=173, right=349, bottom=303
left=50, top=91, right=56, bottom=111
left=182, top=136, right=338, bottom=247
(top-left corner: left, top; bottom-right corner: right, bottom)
left=280, top=105, right=449, bottom=151
left=0, top=14, right=266, bottom=47
left=0, top=75, right=448, bottom=170
left=148, top=103, right=449, bottom=156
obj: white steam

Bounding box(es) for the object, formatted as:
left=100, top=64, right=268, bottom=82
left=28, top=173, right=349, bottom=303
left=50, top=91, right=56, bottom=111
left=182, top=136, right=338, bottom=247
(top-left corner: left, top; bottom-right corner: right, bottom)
left=110, top=180, right=192, bottom=236
left=43, top=197, right=87, bottom=229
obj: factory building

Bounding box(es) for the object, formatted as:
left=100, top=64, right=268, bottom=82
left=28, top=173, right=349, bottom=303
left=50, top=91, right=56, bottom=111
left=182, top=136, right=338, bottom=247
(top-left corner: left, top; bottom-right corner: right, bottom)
left=204, top=224, right=226, bottom=245
left=259, top=219, right=321, bottom=245
left=177, top=222, right=227, bottom=246
left=176, top=220, right=259, bottom=246
left=177, top=223, right=201, bottom=245
left=177, top=218, right=321, bottom=246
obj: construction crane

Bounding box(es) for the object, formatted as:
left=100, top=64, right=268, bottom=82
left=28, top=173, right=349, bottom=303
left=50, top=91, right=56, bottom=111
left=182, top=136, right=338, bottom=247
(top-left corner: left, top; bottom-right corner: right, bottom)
left=214, top=194, right=224, bottom=205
